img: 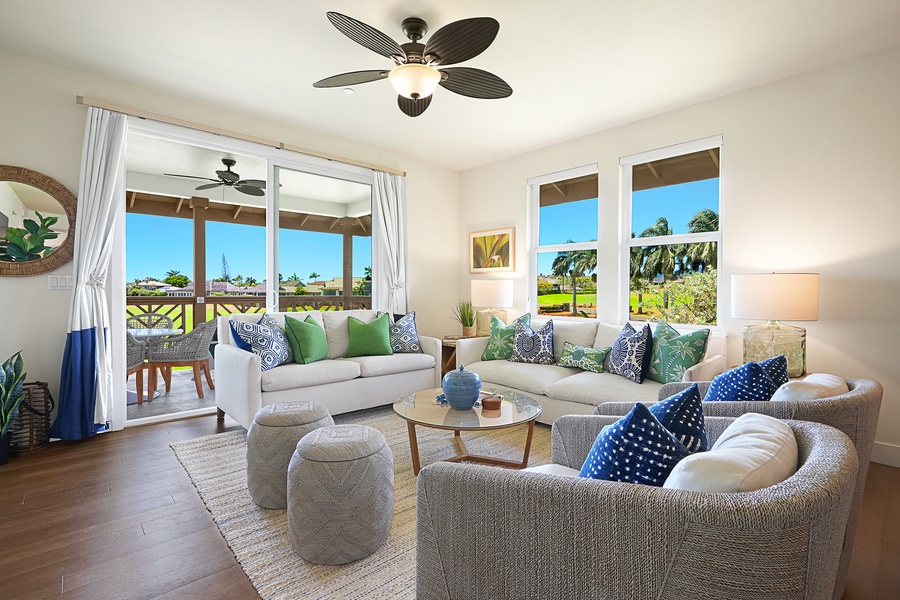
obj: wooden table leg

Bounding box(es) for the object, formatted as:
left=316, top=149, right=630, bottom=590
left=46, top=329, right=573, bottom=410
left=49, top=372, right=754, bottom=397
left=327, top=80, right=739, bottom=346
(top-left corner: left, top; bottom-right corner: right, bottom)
left=407, top=421, right=422, bottom=475
left=520, top=419, right=536, bottom=468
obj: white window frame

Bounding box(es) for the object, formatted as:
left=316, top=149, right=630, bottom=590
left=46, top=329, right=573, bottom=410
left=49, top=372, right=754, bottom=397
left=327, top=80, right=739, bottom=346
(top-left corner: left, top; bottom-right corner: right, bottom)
left=619, top=135, right=723, bottom=325
left=527, top=163, right=599, bottom=320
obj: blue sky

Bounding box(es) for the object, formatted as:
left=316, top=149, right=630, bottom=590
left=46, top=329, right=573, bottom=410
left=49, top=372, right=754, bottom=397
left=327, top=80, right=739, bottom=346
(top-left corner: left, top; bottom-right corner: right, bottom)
left=537, top=178, right=719, bottom=276
left=126, top=215, right=371, bottom=283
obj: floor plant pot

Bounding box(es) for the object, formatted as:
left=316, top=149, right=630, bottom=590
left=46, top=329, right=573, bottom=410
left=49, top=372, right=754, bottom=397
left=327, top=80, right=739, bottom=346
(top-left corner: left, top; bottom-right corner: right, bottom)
left=0, top=432, right=12, bottom=466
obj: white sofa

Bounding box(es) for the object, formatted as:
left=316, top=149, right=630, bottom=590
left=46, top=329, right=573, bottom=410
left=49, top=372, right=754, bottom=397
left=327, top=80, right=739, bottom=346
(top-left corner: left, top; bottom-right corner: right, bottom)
left=215, top=310, right=441, bottom=428
left=456, top=318, right=727, bottom=425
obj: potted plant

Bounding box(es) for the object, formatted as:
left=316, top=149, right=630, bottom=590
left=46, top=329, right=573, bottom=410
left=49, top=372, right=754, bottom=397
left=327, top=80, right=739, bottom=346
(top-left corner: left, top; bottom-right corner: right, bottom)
left=452, top=301, right=476, bottom=337
left=0, top=351, right=26, bottom=466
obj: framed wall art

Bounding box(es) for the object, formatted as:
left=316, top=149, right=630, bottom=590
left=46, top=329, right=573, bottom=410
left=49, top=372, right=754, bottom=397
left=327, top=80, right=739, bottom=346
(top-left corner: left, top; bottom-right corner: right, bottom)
left=469, top=227, right=515, bottom=274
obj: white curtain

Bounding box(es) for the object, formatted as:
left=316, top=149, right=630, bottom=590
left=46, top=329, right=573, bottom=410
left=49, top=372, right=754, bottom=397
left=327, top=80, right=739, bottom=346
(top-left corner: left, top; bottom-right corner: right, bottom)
left=372, top=171, right=408, bottom=314
left=51, top=107, right=127, bottom=440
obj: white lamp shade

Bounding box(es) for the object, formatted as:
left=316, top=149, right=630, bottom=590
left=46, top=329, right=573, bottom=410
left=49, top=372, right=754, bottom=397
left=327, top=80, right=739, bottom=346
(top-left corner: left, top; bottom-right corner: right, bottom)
left=731, top=273, right=820, bottom=321
left=388, top=64, right=441, bottom=99
left=471, top=279, right=513, bottom=308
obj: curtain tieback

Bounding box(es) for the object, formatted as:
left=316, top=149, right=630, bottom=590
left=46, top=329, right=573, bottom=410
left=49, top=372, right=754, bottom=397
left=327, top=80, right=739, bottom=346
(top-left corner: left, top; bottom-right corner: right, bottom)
left=87, top=275, right=106, bottom=287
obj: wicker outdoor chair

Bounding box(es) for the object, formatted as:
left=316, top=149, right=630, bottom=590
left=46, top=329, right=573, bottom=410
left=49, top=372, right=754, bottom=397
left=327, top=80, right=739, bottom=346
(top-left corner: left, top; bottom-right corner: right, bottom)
left=146, top=320, right=217, bottom=399
left=126, top=313, right=174, bottom=329
left=125, top=332, right=147, bottom=404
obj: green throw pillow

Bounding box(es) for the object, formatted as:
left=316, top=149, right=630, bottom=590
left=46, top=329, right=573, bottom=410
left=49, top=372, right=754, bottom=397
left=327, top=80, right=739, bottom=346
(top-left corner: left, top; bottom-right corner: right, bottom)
left=284, top=315, right=328, bottom=364
left=650, top=323, right=710, bottom=383
left=346, top=313, right=393, bottom=357
left=557, top=341, right=611, bottom=373
left=647, top=322, right=679, bottom=383
left=481, top=313, right=531, bottom=361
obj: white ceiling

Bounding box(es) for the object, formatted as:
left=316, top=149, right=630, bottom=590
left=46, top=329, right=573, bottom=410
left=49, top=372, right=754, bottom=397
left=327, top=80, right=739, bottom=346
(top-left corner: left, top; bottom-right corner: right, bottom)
left=2, top=1, right=899, bottom=172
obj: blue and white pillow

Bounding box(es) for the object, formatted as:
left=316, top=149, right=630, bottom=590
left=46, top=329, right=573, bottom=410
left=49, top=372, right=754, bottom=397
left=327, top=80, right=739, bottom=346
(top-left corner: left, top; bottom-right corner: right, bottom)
left=704, top=361, right=778, bottom=401
left=759, top=355, right=789, bottom=387
left=649, top=384, right=708, bottom=453
left=378, top=311, right=423, bottom=354
left=579, top=402, right=691, bottom=486
left=229, top=313, right=282, bottom=352
left=509, top=319, right=555, bottom=365
left=608, top=323, right=652, bottom=384
left=230, top=319, right=293, bottom=371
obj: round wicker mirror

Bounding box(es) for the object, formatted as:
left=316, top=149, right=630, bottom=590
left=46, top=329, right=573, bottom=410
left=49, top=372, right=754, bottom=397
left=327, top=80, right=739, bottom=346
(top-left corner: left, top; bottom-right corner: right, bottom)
left=0, top=165, right=76, bottom=277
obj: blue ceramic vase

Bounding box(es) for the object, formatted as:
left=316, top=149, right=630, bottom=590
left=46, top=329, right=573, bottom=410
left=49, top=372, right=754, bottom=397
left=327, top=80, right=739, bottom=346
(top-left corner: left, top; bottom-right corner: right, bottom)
left=442, top=365, right=482, bottom=410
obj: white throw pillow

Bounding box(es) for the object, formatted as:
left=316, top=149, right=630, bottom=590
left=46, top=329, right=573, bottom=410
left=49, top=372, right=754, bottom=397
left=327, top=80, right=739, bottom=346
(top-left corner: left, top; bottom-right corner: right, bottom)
left=663, top=413, right=798, bottom=493
left=770, top=373, right=849, bottom=401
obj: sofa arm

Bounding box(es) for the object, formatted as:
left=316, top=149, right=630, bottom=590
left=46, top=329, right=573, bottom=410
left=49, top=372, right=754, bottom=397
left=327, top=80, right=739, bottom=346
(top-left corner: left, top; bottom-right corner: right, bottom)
left=455, top=336, right=490, bottom=368
left=419, top=335, right=442, bottom=388
left=214, top=344, right=263, bottom=429
left=683, top=353, right=726, bottom=382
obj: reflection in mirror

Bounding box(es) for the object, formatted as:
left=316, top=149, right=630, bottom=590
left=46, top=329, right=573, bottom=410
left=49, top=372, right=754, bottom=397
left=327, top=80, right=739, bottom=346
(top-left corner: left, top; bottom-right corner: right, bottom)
left=0, top=165, right=77, bottom=277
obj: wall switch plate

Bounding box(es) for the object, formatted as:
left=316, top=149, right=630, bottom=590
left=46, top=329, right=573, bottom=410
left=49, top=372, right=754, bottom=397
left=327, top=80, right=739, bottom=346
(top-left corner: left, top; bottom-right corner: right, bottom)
left=48, top=275, right=75, bottom=290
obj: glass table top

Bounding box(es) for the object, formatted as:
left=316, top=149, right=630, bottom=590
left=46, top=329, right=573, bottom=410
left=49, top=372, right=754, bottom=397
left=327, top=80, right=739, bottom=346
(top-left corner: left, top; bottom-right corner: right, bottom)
left=393, top=387, right=542, bottom=430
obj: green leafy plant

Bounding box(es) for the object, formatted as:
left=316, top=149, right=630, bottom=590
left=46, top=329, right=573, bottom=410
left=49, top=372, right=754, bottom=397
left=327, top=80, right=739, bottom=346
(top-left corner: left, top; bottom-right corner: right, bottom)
left=451, top=300, right=475, bottom=327
left=0, top=212, right=60, bottom=262
left=0, top=352, right=27, bottom=437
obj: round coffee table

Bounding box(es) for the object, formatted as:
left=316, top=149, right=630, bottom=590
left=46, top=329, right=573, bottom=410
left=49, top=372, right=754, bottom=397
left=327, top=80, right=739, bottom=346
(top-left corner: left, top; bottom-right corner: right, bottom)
left=393, top=387, right=542, bottom=475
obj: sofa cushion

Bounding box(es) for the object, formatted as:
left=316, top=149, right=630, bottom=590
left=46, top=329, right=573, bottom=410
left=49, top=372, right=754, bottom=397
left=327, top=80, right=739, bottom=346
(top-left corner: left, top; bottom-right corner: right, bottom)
left=771, top=373, right=849, bottom=401
left=230, top=319, right=294, bottom=371
left=481, top=313, right=531, bottom=361
left=759, top=355, right=789, bottom=387
left=579, top=402, right=690, bottom=486
left=663, top=413, right=798, bottom=493
left=260, top=359, right=361, bottom=392
left=608, top=323, right=652, bottom=384
left=345, top=353, right=435, bottom=377
left=592, top=322, right=624, bottom=351
left=532, top=318, right=598, bottom=361
left=509, top=320, right=555, bottom=365
left=347, top=314, right=393, bottom=357
left=544, top=371, right=663, bottom=407
left=705, top=361, right=778, bottom=401
left=647, top=322, right=709, bottom=384
left=283, top=315, right=327, bottom=364
left=649, top=384, right=708, bottom=452
left=322, top=310, right=378, bottom=359
left=465, top=360, right=575, bottom=397
left=522, top=463, right=580, bottom=477
left=557, top=342, right=611, bottom=374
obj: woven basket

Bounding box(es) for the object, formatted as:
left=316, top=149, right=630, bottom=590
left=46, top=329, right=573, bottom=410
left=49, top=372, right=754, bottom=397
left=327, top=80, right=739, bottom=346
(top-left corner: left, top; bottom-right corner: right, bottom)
left=11, top=381, right=55, bottom=456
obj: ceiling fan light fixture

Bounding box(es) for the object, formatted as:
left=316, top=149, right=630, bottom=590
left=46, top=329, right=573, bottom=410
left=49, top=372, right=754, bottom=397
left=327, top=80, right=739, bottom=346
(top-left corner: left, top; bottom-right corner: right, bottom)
left=388, top=63, right=441, bottom=99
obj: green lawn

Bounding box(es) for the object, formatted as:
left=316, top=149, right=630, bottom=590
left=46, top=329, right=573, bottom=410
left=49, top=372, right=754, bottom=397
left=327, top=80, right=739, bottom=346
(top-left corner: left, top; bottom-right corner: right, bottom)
left=537, top=293, right=597, bottom=307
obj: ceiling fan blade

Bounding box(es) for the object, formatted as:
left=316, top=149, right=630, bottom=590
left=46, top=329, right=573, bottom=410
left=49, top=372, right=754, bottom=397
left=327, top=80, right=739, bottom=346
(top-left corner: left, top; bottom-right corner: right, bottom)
left=313, top=70, right=389, bottom=88
left=423, top=17, right=499, bottom=66
left=236, top=179, right=266, bottom=188
left=235, top=184, right=266, bottom=197
left=216, top=170, right=240, bottom=183
left=195, top=182, right=224, bottom=191
left=164, top=173, right=220, bottom=183
left=397, top=94, right=432, bottom=117
left=439, top=67, right=512, bottom=99
left=326, top=12, right=403, bottom=59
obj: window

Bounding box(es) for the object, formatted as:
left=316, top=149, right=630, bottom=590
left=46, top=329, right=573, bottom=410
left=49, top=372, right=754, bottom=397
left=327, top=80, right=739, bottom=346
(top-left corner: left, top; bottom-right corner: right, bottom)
left=528, top=165, right=599, bottom=319
left=621, top=136, right=722, bottom=325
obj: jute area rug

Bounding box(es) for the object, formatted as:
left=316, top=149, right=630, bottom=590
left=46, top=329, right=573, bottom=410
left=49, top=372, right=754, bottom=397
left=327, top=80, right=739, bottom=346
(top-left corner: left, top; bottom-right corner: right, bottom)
left=170, top=405, right=551, bottom=599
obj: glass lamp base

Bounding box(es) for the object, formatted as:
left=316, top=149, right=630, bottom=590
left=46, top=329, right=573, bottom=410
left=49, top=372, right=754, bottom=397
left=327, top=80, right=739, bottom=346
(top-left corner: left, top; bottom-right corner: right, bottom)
left=475, top=308, right=507, bottom=337
left=742, top=321, right=806, bottom=378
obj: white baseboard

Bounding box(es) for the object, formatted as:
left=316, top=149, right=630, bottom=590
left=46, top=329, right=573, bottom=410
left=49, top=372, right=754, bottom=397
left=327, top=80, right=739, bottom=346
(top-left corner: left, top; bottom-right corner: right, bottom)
left=870, top=441, right=900, bottom=468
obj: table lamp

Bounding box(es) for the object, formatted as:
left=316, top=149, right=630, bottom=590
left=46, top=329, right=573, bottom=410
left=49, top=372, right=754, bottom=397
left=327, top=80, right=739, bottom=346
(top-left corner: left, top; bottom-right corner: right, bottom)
left=471, top=279, right=514, bottom=336
left=731, top=273, right=819, bottom=377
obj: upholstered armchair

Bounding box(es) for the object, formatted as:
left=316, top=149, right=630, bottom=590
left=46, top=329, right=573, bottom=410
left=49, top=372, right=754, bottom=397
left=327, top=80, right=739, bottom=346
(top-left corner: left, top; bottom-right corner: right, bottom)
left=416, top=415, right=858, bottom=600
left=596, top=377, right=883, bottom=600
left=146, top=320, right=217, bottom=399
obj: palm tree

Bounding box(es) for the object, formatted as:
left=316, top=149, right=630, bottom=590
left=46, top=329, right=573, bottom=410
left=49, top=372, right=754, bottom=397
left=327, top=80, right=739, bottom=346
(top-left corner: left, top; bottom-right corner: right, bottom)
left=165, top=269, right=181, bottom=278
left=552, top=240, right=596, bottom=316
left=687, top=208, right=719, bottom=271
left=639, top=217, right=676, bottom=282
left=309, top=271, right=321, bottom=282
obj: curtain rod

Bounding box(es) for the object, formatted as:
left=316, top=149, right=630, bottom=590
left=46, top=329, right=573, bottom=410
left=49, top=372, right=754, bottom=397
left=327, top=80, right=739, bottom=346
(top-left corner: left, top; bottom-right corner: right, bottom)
left=75, top=95, right=406, bottom=177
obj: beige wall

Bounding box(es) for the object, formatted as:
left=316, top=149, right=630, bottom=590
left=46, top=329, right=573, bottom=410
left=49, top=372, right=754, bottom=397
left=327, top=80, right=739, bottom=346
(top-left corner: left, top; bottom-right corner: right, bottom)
left=0, top=51, right=460, bottom=399
left=459, top=45, right=900, bottom=465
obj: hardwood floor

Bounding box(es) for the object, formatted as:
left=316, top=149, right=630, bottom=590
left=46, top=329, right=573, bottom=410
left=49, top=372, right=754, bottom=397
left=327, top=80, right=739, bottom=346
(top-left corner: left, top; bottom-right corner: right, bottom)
left=1, top=415, right=898, bottom=599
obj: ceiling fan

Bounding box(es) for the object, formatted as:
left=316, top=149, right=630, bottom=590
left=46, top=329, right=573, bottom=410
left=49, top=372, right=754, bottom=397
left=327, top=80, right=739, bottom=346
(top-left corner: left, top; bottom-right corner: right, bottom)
left=313, top=12, right=512, bottom=117
left=164, top=158, right=266, bottom=197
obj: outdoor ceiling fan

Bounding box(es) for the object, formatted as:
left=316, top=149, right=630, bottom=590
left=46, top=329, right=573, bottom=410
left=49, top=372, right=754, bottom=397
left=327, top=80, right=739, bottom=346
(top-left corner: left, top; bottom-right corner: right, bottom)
left=164, top=158, right=266, bottom=197
left=313, top=12, right=512, bottom=117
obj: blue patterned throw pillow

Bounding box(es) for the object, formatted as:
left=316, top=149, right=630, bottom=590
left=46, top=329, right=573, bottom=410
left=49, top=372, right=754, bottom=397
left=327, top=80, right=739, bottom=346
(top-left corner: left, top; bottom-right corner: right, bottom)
left=230, top=320, right=294, bottom=371
left=759, top=355, right=789, bottom=387
left=608, top=323, right=652, bottom=383
left=579, top=403, right=691, bottom=486
left=649, top=384, right=708, bottom=452
left=509, top=319, right=554, bottom=365
left=229, top=313, right=283, bottom=352
left=378, top=311, right=423, bottom=354
left=704, top=361, right=778, bottom=401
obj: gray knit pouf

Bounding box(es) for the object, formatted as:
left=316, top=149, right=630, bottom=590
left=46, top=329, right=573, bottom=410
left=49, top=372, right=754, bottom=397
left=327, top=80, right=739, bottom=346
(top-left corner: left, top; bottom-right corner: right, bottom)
left=287, top=424, right=394, bottom=565
left=246, top=401, right=333, bottom=509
